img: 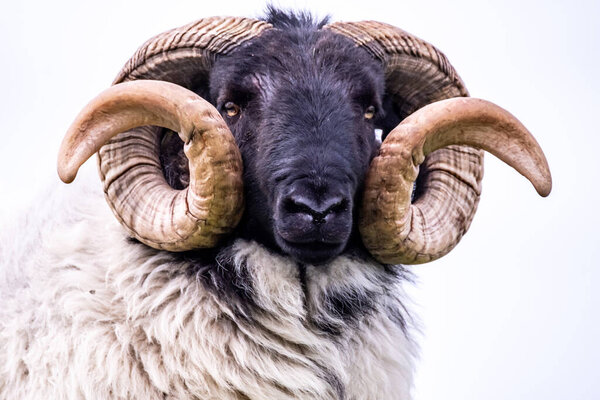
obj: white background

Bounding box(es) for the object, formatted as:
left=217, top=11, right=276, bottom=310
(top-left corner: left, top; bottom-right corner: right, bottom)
left=1, top=0, right=598, bottom=398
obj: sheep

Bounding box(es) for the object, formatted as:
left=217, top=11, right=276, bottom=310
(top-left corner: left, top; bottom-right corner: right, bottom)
left=0, top=8, right=552, bottom=399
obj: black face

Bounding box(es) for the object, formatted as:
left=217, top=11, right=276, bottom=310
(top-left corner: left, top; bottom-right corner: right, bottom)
left=209, top=27, right=385, bottom=264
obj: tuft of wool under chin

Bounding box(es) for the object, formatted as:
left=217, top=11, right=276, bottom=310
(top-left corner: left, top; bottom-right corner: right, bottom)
left=0, top=164, right=418, bottom=399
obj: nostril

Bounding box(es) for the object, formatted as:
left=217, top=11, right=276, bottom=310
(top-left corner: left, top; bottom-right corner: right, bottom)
left=283, top=196, right=313, bottom=215
left=283, top=194, right=349, bottom=224
left=327, top=198, right=349, bottom=214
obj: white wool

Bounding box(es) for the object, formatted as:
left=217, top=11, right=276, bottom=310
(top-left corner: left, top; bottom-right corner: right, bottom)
left=0, top=170, right=417, bottom=399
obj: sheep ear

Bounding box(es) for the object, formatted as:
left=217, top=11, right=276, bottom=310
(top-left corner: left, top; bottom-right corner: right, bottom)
left=374, top=95, right=402, bottom=142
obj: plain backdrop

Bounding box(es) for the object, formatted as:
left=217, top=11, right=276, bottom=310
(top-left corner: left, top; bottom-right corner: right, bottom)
left=1, top=0, right=598, bottom=399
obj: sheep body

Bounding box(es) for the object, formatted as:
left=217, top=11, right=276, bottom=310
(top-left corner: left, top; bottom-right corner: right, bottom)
left=0, top=168, right=416, bottom=399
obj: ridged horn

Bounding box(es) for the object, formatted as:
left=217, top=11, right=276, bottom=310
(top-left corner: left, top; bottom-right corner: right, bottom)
left=60, top=17, right=272, bottom=251
left=360, top=97, right=552, bottom=264
left=325, top=21, right=551, bottom=264
left=58, top=80, right=243, bottom=251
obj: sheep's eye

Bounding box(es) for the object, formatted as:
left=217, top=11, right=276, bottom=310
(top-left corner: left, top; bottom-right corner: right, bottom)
left=224, top=102, right=240, bottom=117
left=364, top=105, right=376, bottom=120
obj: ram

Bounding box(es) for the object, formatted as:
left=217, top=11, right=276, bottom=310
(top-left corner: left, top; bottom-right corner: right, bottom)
left=0, top=9, right=551, bottom=399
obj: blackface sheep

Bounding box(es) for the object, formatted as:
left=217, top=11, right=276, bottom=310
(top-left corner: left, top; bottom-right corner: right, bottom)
left=0, top=9, right=552, bottom=399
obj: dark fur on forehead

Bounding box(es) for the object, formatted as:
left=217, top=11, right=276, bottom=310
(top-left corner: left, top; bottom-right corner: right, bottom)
left=209, top=11, right=384, bottom=111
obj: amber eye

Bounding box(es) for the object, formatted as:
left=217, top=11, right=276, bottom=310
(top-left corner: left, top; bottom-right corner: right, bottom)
left=224, top=102, right=240, bottom=117
left=364, top=105, right=376, bottom=120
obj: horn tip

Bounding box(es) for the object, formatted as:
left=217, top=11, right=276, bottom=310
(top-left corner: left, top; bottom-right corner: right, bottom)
left=536, top=179, right=552, bottom=197
left=57, top=162, right=76, bottom=184
left=533, top=170, right=552, bottom=197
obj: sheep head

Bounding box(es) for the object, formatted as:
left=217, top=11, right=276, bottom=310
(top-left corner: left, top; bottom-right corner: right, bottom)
left=205, top=19, right=385, bottom=263
left=57, top=13, right=552, bottom=265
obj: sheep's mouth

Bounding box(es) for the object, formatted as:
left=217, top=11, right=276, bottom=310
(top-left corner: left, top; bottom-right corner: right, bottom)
left=277, top=237, right=345, bottom=265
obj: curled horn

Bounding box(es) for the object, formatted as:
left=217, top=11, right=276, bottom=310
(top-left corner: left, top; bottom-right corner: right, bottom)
left=326, top=21, right=551, bottom=264
left=58, top=80, right=243, bottom=251
left=360, top=97, right=551, bottom=264
left=58, top=17, right=272, bottom=251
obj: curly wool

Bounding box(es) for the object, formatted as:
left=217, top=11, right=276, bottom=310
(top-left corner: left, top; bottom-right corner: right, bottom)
left=0, top=168, right=417, bottom=399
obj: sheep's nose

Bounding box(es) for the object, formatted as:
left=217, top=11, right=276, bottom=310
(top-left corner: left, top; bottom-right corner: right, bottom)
left=283, top=193, right=349, bottom=225
left=275, top=181, right=354, bottom=263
